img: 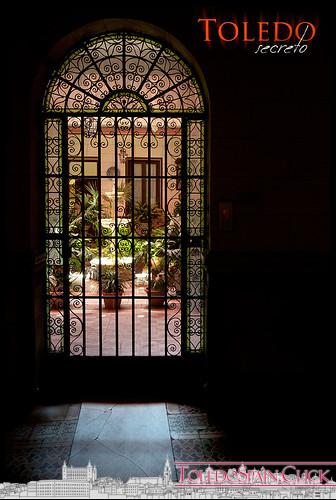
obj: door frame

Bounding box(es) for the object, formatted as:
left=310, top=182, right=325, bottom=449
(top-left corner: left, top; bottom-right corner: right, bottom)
left=35, top=22, right=209, bottom=395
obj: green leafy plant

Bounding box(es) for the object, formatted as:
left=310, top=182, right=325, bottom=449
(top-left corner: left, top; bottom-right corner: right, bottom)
left=145, top=273, right=166, bottom=306
left=134, top=201, right=151, bottom=222
left=101, top=269, right=125, bottom=294
left=118, top=182, right=132, bottom=205
left=70, top=238, right=98, bottom=269
left=150, top=274, right=166, bottom=291
left=134, top=202, right=164, bottom=222
left=135, top=235, right=166, bottom=276
left=118, top=224, right=132, bottom=237
left=69, top=182, right=99, bottom=235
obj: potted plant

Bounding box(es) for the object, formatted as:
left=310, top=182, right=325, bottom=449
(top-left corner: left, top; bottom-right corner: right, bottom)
left=145, top=273, right=166, bottom=307
left=102, top=269, right=125, bottom=310
left=135, top=232, right=165, bottom=276
left=134, top=202, right=165, bottom=236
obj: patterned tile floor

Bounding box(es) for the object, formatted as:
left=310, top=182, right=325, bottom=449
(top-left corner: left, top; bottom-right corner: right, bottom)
left=3, top=401, right=229, bottom=483
left=166, top=403, right=229, bottom=463
left=2, top=404, right=81, bottom=483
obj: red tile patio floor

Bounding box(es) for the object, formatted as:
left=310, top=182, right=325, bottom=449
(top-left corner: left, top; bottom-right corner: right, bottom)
left=50, top=284, right=181, bottom=356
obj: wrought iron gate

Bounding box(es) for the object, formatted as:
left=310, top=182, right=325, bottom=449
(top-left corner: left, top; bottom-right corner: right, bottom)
left=44, top=32, right=207, bottom=357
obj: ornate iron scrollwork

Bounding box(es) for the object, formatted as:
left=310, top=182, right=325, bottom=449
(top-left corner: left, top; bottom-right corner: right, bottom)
left=44, top=31, right=207, bottom=357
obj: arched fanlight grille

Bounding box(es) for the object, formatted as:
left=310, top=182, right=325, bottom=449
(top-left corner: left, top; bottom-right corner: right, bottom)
left=44, top=33, right=205, bottom=114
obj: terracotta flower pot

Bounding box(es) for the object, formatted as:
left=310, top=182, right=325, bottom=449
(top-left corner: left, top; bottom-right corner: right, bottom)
left=145, top=288, right=165, bottom=307
left=103, top=291, right=123, bottom=310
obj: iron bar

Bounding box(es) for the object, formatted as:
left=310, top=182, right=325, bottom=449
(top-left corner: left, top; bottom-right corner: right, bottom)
left=148, top=117, right=152, bottom=357
left=164, top=117, right=168, bottom=356
left=180, top=118, right=188, bottom=357
left=62, top=116, right=70, bottom=355
left=80, top=116, right=87, bottom=356
left=131, top=116, right=135, bottom=356
left=98, top=117, right=103, bottom=356
left=115, top=117, right=119, bottom=356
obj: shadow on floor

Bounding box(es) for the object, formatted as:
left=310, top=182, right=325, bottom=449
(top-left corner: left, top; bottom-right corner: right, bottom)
left=1, top=404, right=81, bottom=483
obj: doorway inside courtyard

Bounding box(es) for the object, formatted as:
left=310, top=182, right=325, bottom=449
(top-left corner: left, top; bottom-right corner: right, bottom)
left=45, top=32, right=207, bottom=358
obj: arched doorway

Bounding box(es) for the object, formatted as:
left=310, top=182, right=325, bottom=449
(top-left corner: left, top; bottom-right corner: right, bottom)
left=44, top=29, right=208, bottom=359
